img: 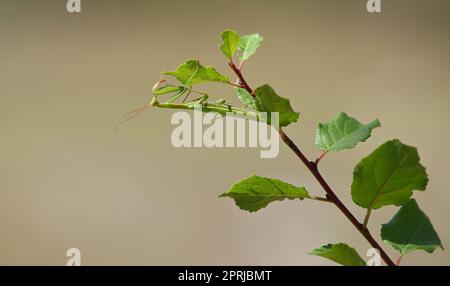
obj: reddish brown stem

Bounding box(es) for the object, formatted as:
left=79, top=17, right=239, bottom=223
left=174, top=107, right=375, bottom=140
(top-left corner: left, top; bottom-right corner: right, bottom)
left=227, top=81, right=246, bottom=88
left=229, top=62, right=253, bottom=94
left=228, top=62, right=396, bottom=266
left=238, top=61, right=245, bottom=71
left=315, top=151, right=328, bottom=165
left=395, top=254, right=404, bottom=266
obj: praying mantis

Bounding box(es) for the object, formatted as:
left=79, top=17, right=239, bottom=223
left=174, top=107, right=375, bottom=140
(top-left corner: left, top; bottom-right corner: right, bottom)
left=115, top=77, right=258, bottom=130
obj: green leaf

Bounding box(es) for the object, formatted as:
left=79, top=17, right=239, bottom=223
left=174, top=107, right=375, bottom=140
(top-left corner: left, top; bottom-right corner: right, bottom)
left=238, top=34, right=263, bottom=62
left=309, top=243, right=366, bottom=266
left=235, top=88, right=256, bottom=109
left=253, top=84, right=300, bottom=127
left=219, top=30, right=240, bottom=60
left=381, top=199, right=443, bottom=254
left=351, top=140, right=428, bottom=210
left=315, top=112, right=381, bottom=152
left=162, top=59, right=229, bottom=85
left=220, top=175, right=309, bottom=212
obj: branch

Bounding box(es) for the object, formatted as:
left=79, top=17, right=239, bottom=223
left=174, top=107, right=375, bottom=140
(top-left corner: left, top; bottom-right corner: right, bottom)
left=228, top=62, right=396, bottom=266
left=229, top=61, right=253, bottom=95
left=279, top=131, right=395, bottom=266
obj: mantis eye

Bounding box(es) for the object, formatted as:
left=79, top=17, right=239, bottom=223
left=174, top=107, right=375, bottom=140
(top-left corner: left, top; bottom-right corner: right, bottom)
left=152, top=79, right=168, bottom=93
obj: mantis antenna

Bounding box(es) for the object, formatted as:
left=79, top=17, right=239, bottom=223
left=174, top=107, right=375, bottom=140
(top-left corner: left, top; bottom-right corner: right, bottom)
left=113, top=78, right=165, bottom=131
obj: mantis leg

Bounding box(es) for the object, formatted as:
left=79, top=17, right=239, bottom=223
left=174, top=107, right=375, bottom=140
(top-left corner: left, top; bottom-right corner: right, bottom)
left=181, top=88, right=192, bottom=103
left=166, top=88, right=188, bottom=104
left=198, top=94, right=209, bottom=104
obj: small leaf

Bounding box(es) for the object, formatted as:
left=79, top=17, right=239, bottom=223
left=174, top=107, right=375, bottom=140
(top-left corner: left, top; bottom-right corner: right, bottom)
left=235, top=88, right=256, bottom=109
left=381, top=199, right=443, bottom=254
left=219, top=30, right=240, bottom=60
left=162, top=59, right=229, bottom=85
left=220, top=175, right=309, bottom=212
left=309, top=243, right=366, bottom=266
left=238, top=34, right=263, bottom=62
left=315, top=112, right=381, bottom=152
left=253, top=84, right=300, bottom=127
left=351, top=139, right=428, bottom=210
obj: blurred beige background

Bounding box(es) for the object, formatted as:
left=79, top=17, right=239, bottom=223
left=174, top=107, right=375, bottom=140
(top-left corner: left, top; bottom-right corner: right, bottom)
left=0, top=0, right=449, bottom=265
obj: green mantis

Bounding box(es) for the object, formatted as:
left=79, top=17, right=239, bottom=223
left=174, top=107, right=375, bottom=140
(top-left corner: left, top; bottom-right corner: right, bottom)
left=115, top=59, right=260, bottom=130
left=115, top=78, right=258, bottom=130
left=150, top=79, right=258, bottom=118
